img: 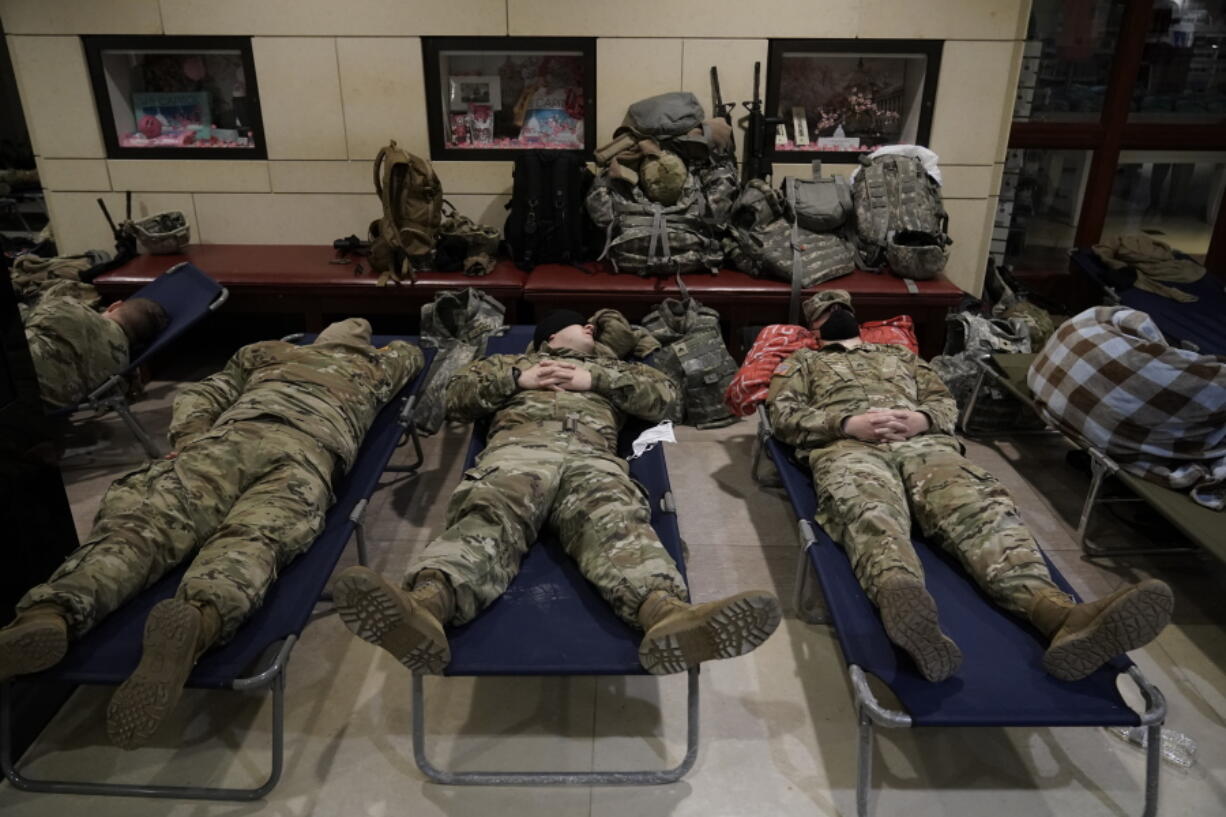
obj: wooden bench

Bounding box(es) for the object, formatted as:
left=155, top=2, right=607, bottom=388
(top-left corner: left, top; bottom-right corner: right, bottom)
left=94, top=245, right=965, bottom=358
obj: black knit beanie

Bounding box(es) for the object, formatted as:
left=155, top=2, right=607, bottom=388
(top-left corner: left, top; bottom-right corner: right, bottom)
left=534, top=309, right=588, bottom=349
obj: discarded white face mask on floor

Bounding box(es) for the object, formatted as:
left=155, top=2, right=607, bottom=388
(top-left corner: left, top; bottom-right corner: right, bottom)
left=628, top=420, right=676, bottom=460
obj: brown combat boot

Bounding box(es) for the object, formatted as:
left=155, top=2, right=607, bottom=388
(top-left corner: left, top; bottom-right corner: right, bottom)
left=1030, top=580, right=1174, bottom=681
left=106, top=598, right=222, bottom=749
left=875, top=572, right=962, bottom=683
left=637, top=589, right=782, bottom=675
left=0, top=603, right=70, bottom=681
left=334, top=566, right=454, bottom=675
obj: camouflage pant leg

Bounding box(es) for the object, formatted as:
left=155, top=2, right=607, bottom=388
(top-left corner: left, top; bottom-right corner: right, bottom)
left=406, top=444, right=565, bottom=624
left=17, top=426, right=270, bottom=638
left=177, top=425, right=335, bottom=641
left=549, top=452, right=688, bottom=626
left=894, top=435, right=1059, bottom=616
left=807, top=440, right=923, bottom=606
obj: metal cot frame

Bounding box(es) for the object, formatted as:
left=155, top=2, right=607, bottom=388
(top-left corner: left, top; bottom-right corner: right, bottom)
left=961, top=356, right=1195, bottom=558
left=0, top=391, right=427, bottom=800
left=754, top=408, right=1168, bottom=817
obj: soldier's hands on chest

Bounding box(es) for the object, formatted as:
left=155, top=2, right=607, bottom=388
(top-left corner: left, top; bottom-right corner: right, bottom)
left=518, top=360, right=593, bottom=392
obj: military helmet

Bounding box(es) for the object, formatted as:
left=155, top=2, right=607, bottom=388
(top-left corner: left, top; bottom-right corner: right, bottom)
left=126, top=210, right=190, bottom=255
left=640, top=152, right=688, bottom=206
left=801, top=289, right=854, bottom=326
left=885, top=229, right=949, bottom=281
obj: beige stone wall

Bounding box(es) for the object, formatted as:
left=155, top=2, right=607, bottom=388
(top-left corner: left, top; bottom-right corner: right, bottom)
left=1, top=0, right=1029, bottom=294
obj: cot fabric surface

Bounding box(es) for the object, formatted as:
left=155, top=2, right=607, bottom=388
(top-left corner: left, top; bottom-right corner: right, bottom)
left=1071, top=247, right=1226, bottom=356
left=764, top=432, right=1139, bottom=728
left=443, top=325, right=688, bottom=676
left=49, top=262, right=225, bottom=417
left=24, top=335, right=434, bottom=689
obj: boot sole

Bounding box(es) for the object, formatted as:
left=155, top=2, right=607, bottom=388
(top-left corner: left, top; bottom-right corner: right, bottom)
left=639, top=592, right=782, bottom=675
left=334, top=568, right=449, bottom=675
left=0, top=618, right=68, bottom=681
left=878, top=585, right=962, bottom=683
left=107, top=599, right=201, bottom=750
left=1043, top=582, right=1174, bottom=682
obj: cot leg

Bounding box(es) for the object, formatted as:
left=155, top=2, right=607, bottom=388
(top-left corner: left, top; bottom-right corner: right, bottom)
left=387, top=425, right=425, bottom=474
left=857, top=707, right=874, bottom=817
left=1076, top=454, right=1108, bottom=552
left=959, top=362, right=988, bottom=433
left=105, top=391, right=160, bottom=459
left=0, top=670, right=286, bottom=800
left=412, top=668, right=700, bottom=784
left=792, top=530, right=829, bottom=625
left=1142, top=723, right=1161, bottom=817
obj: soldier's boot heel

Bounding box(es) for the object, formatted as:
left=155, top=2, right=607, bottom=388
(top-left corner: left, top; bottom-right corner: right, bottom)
left=0, top=604, right=69, bottom=681
left=333, top=566, right=451, bottom=675
left=637, top=590, right=782, bottom=675
left=876, top=579, right=962, bottom=683
left=107, top=598, right=219, bottom=750
left=1034, top=580, right=1174, bottom=682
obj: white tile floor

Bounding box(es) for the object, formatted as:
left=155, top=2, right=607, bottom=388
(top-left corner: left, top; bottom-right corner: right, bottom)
left=2, top=381, right=1224, bottom=816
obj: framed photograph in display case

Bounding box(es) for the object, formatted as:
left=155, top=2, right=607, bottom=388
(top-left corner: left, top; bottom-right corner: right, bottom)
left=83, top=35, right=267, bottom=160
left=424, top=37, right=596, bottom=160
left=766, top=39, right=943, bottom=164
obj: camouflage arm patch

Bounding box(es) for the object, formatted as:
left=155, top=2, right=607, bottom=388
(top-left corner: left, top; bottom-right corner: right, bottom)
left=766, top=354, right=849, bottom=449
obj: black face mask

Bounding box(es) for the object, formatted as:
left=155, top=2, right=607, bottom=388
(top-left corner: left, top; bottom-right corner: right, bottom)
left=819, top=308, right=860, bottom=341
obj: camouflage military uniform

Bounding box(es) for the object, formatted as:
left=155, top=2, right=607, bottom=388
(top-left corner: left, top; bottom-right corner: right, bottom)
left=17, top=328, right=423, bottom=641
left=406, top=345, right=688, bottom=625
left=767, top=342, right=1060, bottom=616
left=10, top=253, right=97, bottom=303
left=23, top=290, right=127, bottom=409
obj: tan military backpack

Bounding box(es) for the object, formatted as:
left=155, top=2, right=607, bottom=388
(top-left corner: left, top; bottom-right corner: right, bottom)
left=368, top=140, right=444, bottom=285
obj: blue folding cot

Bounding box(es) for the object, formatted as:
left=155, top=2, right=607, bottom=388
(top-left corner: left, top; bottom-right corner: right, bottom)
left=754, top=407, right=1166, bottom=817
left=1070, top=247, right=1226, bottom=355
left=1, top=334, right=435, bottom=801
left=52, top=261, right=230, bottom=458
left=410, top=325, right=698, bottom=785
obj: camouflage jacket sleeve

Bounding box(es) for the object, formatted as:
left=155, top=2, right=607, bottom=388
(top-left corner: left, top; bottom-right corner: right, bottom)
left=766, top=353, right=847, bottom=448
left=913, top=355, right=959, bottom=435
left=376, top=340, right=424, bottom=401
left=589, top=361, right=678, bottom=422
left=168, top=353, right=249, bottom=450
left=443, top=354, right=520, bottom=424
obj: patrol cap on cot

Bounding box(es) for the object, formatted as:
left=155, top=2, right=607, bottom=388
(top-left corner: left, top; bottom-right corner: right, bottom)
left=535, top=310, right=588, bottom=349
left=801, top=290, right=855, bottom=326
left=315, top=317, right=372, bottom=348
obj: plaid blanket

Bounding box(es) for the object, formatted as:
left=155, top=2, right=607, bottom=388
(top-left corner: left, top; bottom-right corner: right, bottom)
left=1028, top=306, right=1226, bottom=510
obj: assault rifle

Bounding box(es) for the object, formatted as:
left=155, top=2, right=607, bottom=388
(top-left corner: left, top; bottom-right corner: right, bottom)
left=741, top=61, right=785, bottom=184
left=710, top=66, right=737, bottom=156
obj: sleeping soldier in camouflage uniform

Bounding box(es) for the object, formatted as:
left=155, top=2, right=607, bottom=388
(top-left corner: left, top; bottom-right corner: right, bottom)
left=767, top=301, right=1174, bottom=683
left=335, top=310, right=782, bottom=676
left=22, top=280, right=168, bottom=410
left=0, top=319, right=423, bottom=748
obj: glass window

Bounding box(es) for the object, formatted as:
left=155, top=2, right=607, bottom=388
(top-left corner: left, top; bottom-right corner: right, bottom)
left=1130, top=0, right=1226, bottom=123
left=766, top=39, right=942, bottom=163
left=1102, top=150, right=1226, bottom=259
left=83, top=36, right=265, bottom=159
left=423, top=37, right=595, bottom=160
left=1018, top=0, right=1125, bottom=122
left=998, top=149, right=1094, bottom=270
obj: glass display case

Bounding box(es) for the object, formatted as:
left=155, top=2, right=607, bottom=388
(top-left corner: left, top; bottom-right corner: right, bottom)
left=766, top=39, right=942, bottom=163
left=1130, top=0, right=1226, bottom=123
left=83, top=36, right=267, bottom=159
left=423, top=37, right=596, bottom=160
left=1019, top=0, right=1125, bottom=122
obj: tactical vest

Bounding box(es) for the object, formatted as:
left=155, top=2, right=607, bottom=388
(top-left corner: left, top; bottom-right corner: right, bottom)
left=851, top=154, right=951, bottom=280
left=368, top=140, right=444, bottom=286
left=641, top=297, right=738, bottom=429
left=929, top=311, right=1042, bottom=433
left=417, top=288, right=507, bottom=434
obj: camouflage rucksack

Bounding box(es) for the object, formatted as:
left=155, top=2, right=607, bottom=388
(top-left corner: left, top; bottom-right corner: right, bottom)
left=587, top=173, right=724, bottom=277
left=929, top=311, right=1039, bottom=433
left=724, top=179, right=856, bottom=321
left=641, top=297, right=738, bottom=429
left=368, top=140, right=444, bottom=286
left=416, top=288, right=507, bottom=434
left=851, top=153, right=951, bottom=280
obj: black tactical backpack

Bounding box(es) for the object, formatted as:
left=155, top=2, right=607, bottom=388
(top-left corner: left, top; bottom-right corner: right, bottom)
left=504, top=151, right=592, bottom=271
